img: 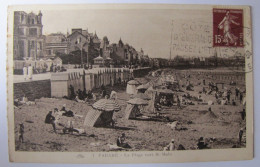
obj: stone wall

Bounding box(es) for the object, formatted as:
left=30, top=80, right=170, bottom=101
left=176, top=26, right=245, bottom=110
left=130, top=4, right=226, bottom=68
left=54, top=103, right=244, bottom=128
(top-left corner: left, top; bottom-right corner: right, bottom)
left=14, top=80, right=51, bottom=101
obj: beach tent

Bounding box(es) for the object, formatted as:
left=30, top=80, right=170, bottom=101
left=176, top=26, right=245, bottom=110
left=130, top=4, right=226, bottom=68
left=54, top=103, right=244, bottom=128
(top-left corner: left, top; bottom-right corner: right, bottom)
left=126, top=80, right=140, bottom=95
left=154, top=88, right=175, bottom=105
left=84, top=99, right=120, bottom=127
left=125, top=98, right=148, bottom=119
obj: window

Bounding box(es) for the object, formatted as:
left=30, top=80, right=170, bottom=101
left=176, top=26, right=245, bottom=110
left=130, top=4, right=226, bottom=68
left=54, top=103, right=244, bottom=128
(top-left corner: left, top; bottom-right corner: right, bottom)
left=21, top=14, right=24, bottom=22
left=39, top=42, right=42, bottom=50
left=32, top=41, right=35, bottom=48
left=29, top=28, right=37, bottom=36
left=18, top=40, right=24, bottom=58
left=18, top=28, right=24, bottom=35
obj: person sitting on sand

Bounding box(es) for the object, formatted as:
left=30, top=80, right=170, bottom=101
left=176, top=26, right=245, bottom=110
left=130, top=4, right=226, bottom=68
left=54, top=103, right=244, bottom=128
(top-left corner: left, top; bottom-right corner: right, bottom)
left=20, top=95, right=35, bottom=106
left=110, top=91, right=117, bottom=100
left=92, top=93, right=96, bottom=101
left=61, top=104, right=67, bottom=112
left=75, top=95, right=85, bottom=103
left=76, top=89, right=83, bottom=100
left=221, top=97, right=227, bottom=105
left=232, top=99, right=236, bottom=106
left=84, top=96, right=89, bottom=103
left=62, top=110, right=74, bottom=117
left=53, top=108, right=59, bottom=113
left=20, top=95, right=28, bottom=104
left=198, top=95, right=203, bottom=102
left=197, top=137, right=208, bottom=149
left=45, top=111, right=56, bottom=133
left=116, top=133, right=131, bottom=148
left=164, top=139, right=176, bottom=151
left=14, top=98, right=22, bottom=109
left=177, top=144, right=186, bottom=150
left=155, top=103, right=162, bottom=111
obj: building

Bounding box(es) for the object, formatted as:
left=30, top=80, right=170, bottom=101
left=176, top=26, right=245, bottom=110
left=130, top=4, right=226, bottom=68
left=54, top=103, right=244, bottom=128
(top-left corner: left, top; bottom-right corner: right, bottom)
left=93, top=55, right=104, bottom=68
left=110, top=38, right=134, bottom=66
left=100, top=36, right=110, bottom=59
left=67, top=28, right=90, bottom=52
left=45, top=33, right=69, bottom=58
left=13, top=11, right=45, bottom=60
left=91, top=31, right=101, bottom=51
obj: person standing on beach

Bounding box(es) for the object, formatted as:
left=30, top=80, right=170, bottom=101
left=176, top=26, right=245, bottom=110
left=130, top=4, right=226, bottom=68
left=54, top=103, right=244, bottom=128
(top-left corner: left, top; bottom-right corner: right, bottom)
left=240, top=92, right=243, bottom=104
left=235, top=87, right=239, bottom=100
left=116, top=133, right=131, bottom=148
left=23, top=66, right=27, bottom=80
left=18, top=123, right=24, bottom=143
left=28, top=64, right=33, bottom=80
left=164, top=139, right=176, bottom=151
left=238, top=128, right=243, bottom=145
left=240, top=109, right=246, bottom=120
left=45, top=111, right=56, bottom=133
left=177, top=96, right=181, bottom=109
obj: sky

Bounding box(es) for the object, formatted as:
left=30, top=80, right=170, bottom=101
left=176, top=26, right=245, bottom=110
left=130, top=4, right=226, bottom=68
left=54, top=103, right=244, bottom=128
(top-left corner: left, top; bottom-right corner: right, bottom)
left=22, top=8, right=243, bottom=58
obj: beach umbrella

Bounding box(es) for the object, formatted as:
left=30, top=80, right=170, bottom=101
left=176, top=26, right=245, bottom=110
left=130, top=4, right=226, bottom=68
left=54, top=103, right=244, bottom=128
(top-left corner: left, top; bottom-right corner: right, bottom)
left=134, top=93, right=151, bottom=100
left=127, top=98, right=148, bottom=105
left=128, top=80, right=140, bottom=85
left=92, top=99, right=121, bottom=112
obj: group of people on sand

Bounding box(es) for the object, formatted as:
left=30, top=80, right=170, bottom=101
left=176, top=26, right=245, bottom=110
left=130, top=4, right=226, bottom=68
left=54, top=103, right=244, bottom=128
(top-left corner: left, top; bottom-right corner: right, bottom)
left=163, top=138, right=187, bottom=151
left=14, top=94, right=35, bottom=108
left=44, top=104, right=78, bottom=134
left=163, top=135, right=248, bottom=150
left=200, top=79, right=245, bottom=106
left=163, top=137, right=210, bottom=151
left=69, top=85, right=96, bottom=103
left=69, top=84, right=118, bottom=104
left=214, top=87, right=244, bottom=106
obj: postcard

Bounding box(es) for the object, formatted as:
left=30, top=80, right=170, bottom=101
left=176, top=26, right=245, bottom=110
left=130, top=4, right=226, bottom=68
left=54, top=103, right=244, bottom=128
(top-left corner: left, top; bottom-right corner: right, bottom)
left=6, top=4, right=253, bottom=163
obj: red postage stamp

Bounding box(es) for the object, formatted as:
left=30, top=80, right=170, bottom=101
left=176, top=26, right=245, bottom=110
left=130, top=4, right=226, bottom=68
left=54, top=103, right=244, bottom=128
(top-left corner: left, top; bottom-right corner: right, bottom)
left=213, top=8, right=243, bottom=47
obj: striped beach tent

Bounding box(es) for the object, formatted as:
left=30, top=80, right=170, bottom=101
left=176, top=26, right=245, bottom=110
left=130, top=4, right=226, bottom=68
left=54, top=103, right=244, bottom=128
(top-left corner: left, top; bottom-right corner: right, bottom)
left=92, top=99, right=121, bottom=112
left=84, top=99, right=121, bottom=127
